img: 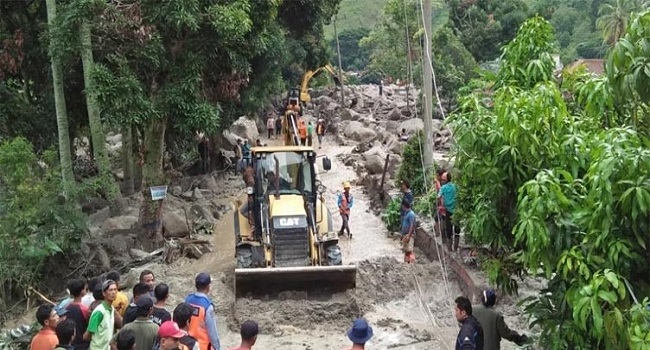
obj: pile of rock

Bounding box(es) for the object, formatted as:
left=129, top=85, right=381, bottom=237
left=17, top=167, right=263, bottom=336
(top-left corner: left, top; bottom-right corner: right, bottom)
left=306, top=84, right=454, bottom=178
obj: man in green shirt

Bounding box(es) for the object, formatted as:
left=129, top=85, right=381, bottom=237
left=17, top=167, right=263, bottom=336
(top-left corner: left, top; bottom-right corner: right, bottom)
left=84, top=280, right=122, bottom=350
left=473, top=289, right=528, bottom=350
left=307, top=121, right=314, bottom=147
left=113, top=296, right=159, bottom=350
left=438, top=173, right=460, bottom=251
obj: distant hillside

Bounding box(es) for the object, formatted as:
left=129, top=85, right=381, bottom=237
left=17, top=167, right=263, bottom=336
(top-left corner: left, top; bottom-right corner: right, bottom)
left=324, top=0, right=389, bottom=39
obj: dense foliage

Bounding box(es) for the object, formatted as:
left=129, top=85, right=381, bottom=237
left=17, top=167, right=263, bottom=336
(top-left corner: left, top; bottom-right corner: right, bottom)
left=360, top=0, right=476, bottom=103
left=0, top=0, right=341, bottom=307
left=0, top=138, right=86, bottom=311
left=449, top=14, right=650, bottom=349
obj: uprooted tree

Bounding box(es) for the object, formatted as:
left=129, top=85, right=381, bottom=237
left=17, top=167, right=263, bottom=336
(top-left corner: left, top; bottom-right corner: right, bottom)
left=449, top=14, right=650, bottom=349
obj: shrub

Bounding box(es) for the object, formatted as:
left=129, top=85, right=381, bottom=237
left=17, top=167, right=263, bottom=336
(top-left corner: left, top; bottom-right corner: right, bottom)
left=0, top=137, right=87, bottom=310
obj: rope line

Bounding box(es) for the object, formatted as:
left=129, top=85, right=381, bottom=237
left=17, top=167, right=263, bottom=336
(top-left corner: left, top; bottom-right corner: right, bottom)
left=402, top=0, right=459, bottom=343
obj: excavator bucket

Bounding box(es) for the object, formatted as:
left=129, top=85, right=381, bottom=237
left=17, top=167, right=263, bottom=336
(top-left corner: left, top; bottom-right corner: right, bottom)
left=235, top=265, right=357, bottom=298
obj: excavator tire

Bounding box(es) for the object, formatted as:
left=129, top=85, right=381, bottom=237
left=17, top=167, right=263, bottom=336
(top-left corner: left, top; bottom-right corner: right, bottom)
left=326, top=245, right=342, bottom=266
left=236, top=246, right=253, bottom=269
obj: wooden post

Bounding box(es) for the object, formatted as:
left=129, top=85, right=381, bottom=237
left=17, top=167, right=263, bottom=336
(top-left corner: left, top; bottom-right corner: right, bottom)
left=379, top=154, right=391, bottom=200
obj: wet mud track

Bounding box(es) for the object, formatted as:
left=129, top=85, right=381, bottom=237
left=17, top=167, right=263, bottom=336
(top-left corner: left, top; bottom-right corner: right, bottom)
left=150, top=139, right=462, bottom=349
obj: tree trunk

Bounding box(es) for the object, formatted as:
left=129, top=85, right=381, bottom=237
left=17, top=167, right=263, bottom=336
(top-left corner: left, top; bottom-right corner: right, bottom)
left=79, top=20, right=118, bottom=199
left=122, top=124, right=134, bottom=195
left=138, top=118, right=167, bottom=249
left=45, top=0, right=74, bottom=192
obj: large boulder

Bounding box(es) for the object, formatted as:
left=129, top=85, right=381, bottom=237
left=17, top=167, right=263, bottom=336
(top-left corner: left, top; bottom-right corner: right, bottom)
left=162, top=211, right=190, bottom=238
left=399, top=118, right=424, bottom=134
left=344, top=121, right=377, bottom=142
left=229, top=116, right=259, bottom=143
left=363, top=146, right=388, bottom=174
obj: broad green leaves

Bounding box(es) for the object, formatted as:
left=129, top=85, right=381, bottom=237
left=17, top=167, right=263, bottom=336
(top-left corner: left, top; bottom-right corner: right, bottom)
left=450, top=15, right=650, bottom=349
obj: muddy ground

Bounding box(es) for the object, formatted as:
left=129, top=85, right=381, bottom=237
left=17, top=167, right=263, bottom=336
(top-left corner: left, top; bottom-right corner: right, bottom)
left=115, top=139, right=466, bottom=349
left=4, top=132, right=535, bottom=350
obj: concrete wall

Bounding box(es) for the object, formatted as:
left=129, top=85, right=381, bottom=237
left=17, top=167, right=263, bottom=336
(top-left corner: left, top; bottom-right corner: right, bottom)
left=414, top=227, right=483, bottom=303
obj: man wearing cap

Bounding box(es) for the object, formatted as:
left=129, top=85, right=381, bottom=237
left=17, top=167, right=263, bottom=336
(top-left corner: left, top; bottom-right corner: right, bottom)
left=185, top=273, right=221, bottom=350
left=84, top=280, right=123, bottom=350
left=113, top=296, right=158, bottom=350
left=227, top=320, right=258, bottom=350
left=337, top=182, right=354, bottom=238
left=30, top=304, right=60, bottom=350
left=345, top=318, right=373, bottom=350
left=158, top=321, right=188, bottom=350
left=473, top=289, right=528, bottom=350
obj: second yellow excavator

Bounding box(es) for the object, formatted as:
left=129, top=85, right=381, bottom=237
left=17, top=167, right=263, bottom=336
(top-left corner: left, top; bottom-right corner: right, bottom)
left=299, top=64, right=344, bottom=104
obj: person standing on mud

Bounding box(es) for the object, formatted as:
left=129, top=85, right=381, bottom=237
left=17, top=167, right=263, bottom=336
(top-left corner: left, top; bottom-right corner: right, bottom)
left=439, top=173, right=460, bottom=251
left=454, top=296, right=484, bottom=350
left=400, top=180, right=413, bottom=216
left=298, top=119, right=308, bottom=146
left=226, top=320, right=258, bottom=350
left=275, top=116, right=282, bottom=138
left=185, top=272, right=221, bottom=350
left=473, top=289, right=528, bottom=350
left=337, top=181, right=354, bottom=238
left=400, top=199, right=416, bottom=263
left=316, top=119, right=325, bottom=149
left=266, top=115, right=275, bottom=139
left=433, top=169, right=447, bottom=238
left=30, top=305, right=60, bottom=350
left=344, top=318, right=373, bottom=350
left=84, top=280, right=123, bottom=350
left=307, top=121, right=314, bottom=147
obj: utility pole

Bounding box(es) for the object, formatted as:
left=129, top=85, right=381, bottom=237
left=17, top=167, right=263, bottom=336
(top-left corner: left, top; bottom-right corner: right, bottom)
left=333, top=14, right=345, bottom=106
left=421, top=0, right=434, bottom=168
left=404, top=17, right=411, bottom=112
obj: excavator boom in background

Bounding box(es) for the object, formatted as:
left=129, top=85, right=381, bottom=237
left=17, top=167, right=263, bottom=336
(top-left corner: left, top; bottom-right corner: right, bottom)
left=299, top=64, right=343, bottom=104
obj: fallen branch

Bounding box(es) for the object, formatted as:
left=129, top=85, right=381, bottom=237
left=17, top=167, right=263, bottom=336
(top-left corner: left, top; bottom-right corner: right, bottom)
left=27, top=287, right=55, bottom=305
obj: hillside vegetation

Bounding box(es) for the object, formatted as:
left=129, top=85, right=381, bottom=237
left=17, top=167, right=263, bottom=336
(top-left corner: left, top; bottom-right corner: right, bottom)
left=324, top=0, right=389, bottom=39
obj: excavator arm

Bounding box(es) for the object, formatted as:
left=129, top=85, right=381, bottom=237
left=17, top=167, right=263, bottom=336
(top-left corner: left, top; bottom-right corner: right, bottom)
left=299, top=64, right=343, bottom=104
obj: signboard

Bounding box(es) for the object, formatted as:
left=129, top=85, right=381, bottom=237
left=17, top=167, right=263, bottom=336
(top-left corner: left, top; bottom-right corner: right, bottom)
left=150, top=186, right=168, bottom=201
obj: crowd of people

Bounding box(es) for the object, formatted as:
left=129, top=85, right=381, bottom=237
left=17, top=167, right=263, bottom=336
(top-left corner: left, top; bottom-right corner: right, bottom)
left=28, top=270, right=266, bottom=350
left=26, top=269, right=386, bottom=350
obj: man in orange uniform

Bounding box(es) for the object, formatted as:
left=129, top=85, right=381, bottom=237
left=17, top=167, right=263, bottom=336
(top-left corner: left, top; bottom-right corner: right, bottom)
left=185, top=273, right=220, bottom=350
left=298, top=119, right=307, bottom=146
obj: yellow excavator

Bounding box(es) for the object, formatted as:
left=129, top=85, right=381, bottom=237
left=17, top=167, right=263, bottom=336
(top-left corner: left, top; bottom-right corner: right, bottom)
left=233, top=146, right=356, bottom=296
left=299, top=64, right=344, bottom=104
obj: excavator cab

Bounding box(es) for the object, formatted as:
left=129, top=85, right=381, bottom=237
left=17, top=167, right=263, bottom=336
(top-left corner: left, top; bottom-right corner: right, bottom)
left=233, top=146, right=355, bottom=297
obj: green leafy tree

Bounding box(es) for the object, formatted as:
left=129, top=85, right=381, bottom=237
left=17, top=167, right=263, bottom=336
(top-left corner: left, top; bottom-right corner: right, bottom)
left=329, top=28, right=371, bottom=71
left=446, top=0, right=530, bottom=62
left=449, top=14, right=650, bottom=349
left=0, top=137, right=86, bottom=310
left=45, top=0, right=74, bottom=192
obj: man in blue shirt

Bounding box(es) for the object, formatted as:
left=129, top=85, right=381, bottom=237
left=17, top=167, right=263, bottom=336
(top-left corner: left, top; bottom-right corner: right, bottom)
left=438, top=173, right=460, bottom=251
left=400, top=199, right=417, bottom=263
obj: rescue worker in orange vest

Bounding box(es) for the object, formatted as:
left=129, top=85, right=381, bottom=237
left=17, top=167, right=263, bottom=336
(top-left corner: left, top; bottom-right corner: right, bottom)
left=185, top=273, right=221, bottom=350
left=298, top=119, right=308, bottom=146
left=337, top=181, right=354, bottom=238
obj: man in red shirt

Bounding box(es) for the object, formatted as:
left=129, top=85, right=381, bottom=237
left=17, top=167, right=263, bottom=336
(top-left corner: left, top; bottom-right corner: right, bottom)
left=227, top=320, right=258, bottom=350
left=30, top=305, right=60, bottom=350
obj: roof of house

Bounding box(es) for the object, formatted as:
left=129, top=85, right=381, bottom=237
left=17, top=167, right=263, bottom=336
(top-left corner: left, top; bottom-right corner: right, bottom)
left=565, top=59, right=605, bottom=75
